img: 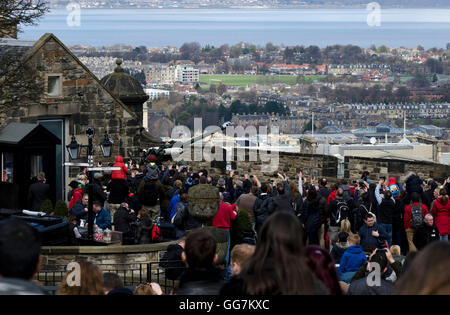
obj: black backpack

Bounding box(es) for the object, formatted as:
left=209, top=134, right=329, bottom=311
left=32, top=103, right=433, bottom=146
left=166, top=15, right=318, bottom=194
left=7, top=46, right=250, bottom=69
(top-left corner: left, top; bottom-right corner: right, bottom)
left=140, top=180, right=158, bottom=206
left=410, top=203, right=423, bottom=229
left=334, top=200, right=350, bottom=224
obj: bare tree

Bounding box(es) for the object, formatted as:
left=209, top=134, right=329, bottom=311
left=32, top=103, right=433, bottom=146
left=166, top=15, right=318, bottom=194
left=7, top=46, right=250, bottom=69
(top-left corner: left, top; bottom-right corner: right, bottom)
left=0, top=0, right=49, bottom=37
left=0, top=1, right=48, bottom=105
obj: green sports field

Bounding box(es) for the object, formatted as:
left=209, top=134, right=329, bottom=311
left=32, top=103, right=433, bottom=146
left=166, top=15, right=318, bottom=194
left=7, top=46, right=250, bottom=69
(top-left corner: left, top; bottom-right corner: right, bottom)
left=199, top=74, right=325, bottom=87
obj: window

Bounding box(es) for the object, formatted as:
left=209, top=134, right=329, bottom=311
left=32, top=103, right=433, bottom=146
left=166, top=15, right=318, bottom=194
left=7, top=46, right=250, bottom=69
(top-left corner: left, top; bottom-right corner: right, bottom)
left=47, top=75, right=61, bottom=96
left=1, top=152, right=14, bottom=183
left=30, top=155, right=43, bottom=179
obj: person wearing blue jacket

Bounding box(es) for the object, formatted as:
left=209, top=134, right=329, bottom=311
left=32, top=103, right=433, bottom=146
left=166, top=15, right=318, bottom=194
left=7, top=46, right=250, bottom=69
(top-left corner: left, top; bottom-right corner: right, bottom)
left=358, top=213, right=389, bottom=249
left=92, top=201, right=111, bottom=230
left=338, top=234, right=367, bottom=283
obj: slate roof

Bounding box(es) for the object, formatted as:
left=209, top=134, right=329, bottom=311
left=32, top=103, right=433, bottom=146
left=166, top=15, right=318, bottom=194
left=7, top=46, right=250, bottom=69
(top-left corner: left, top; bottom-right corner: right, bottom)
left=0, top=122, right=60, bottom=145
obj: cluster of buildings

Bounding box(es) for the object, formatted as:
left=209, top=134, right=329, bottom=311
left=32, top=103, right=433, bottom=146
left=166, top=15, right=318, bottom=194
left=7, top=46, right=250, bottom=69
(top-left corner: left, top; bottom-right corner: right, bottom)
left=144, top=63, right=199, bottom=85
left=78, top=56, right=143, bottom=80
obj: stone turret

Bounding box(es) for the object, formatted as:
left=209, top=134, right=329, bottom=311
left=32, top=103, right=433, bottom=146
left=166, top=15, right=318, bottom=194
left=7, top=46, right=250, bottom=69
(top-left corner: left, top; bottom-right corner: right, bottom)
left=100, top=59, right=149, bottom=123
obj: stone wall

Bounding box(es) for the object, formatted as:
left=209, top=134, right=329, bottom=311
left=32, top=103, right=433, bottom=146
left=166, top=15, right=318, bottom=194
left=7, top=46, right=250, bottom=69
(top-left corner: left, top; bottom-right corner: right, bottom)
left=1, top=35, right=144, bottom=168
left=180, top=148, right=450, bottom=183
left=345, top=156, right=450, bottom=183
left=184, top=149, right=339, bottom=182
left=37, top=242, right=178, bottom=287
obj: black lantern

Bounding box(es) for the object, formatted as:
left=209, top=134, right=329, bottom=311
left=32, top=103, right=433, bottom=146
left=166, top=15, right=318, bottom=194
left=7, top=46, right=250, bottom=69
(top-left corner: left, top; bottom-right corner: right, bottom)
left=99, top=132, right=114, bottom=157
left=66, top=135, right=81, bottom=160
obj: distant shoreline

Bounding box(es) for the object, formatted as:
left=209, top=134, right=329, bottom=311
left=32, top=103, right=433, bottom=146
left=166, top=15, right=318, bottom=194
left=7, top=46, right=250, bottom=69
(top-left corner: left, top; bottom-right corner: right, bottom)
left=49, top=5, right=450, bottom=10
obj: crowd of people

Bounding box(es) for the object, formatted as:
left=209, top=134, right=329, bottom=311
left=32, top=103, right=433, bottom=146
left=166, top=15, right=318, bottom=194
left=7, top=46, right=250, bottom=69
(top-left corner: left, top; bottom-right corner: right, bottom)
left=2, top=156, right=450, bottom=295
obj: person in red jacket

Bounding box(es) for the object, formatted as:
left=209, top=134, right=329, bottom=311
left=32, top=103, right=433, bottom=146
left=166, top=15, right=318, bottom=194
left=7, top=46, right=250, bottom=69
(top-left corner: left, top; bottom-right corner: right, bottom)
left=68, top=184, right=83, bottom=211
left=404, top=192, right=429, bottom=252
left=327, top=183, right=339, bottom=205
left=212, top=194, right=238, bottom=280
left=431, top=188, right=450, bottom=241
left=212, top=199, right=238, bottom=231
left=111, top=155, right=129, bottom=180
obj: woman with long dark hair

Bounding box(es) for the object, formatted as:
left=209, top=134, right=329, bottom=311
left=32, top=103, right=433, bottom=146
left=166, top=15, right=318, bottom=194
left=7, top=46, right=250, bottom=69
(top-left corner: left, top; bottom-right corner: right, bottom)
left=305, top=245, right=343, bottom=295
left=222, top=211, right=328, bottom=295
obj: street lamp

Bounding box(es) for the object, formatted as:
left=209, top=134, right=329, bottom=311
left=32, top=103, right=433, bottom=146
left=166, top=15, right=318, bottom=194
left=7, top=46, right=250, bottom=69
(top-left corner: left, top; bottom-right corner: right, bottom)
left=66, top=135, right=82, bottom=160
left=99, top=131, right=114, bottom=158
left=65, top=126, right=114, bottom=243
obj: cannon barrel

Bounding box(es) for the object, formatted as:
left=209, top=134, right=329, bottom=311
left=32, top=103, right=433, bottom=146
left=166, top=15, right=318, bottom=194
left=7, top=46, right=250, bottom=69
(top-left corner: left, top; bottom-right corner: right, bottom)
left=134, top=121, right=233, bottom=164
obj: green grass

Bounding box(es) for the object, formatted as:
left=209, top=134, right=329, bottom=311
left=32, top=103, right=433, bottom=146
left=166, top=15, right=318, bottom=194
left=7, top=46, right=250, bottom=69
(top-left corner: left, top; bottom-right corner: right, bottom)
left=199, top=74, right=325, bottom=88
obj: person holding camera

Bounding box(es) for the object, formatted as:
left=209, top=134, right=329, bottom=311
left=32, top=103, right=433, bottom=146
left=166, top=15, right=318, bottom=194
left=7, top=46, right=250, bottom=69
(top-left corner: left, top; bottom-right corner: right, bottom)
left=358, top=213, right=388, bottom=250
left=346, top=248, right=401, bottom=295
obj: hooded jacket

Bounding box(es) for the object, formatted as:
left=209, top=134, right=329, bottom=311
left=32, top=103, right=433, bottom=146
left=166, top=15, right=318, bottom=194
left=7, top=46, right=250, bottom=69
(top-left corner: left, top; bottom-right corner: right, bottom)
left=111, top=156, right=129, bottom=180
left=338, top=245, right=367, bottom=275
left=431, top=197, right=450, bottom=235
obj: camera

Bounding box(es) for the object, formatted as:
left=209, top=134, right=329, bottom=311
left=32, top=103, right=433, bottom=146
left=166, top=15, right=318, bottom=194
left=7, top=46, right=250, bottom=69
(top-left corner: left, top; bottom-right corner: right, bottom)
left=234, top=170, right=239, bottom=175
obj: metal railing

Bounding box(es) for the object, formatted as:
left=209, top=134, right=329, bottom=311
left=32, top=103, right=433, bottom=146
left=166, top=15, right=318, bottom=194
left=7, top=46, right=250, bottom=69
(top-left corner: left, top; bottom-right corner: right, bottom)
left=36, top=261, right=187, bottom=295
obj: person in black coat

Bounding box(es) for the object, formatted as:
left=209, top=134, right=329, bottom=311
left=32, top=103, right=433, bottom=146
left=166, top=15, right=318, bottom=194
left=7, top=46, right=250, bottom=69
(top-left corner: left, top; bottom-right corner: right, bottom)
left=135, top=210, right=154, bottom=244
left=91, top=173, right=107, bottom=205
left=107, top=177, right=129, bottom=205
left=302, top=188, right=326, bottom=246
left=174, top=230, right=224, bottom=295
left=268, top=174, right=293, bottom=214
left=113, top=203, right=137, bottom=244
left=253, top=183, right=274, bottom=233
left=159, top=238, right=187, bottom=281
left=318, top=178, right=331, bottom=200
left=413, top=214, right=440, bottom=251
left=27, top=172, right=50, bottom=211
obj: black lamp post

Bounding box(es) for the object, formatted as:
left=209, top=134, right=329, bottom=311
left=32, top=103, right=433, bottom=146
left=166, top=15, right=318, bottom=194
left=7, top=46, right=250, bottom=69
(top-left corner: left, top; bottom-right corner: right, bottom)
left=66, top=126, right=113, bottom=242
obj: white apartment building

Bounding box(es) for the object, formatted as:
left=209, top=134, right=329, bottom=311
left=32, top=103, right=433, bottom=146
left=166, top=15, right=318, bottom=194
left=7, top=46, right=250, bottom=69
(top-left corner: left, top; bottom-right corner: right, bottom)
left=145, top=88, right=170, bottom=100
left=145, top=64, right=199, bottom=85
left=175, top=65, right=199, bottom=83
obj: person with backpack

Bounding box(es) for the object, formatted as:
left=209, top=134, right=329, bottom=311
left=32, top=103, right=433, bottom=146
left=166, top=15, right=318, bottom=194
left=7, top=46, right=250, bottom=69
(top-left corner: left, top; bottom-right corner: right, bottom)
left=136, top=209, right=161, bottom=244
left=328, top=188, right=352, bottom=244
left=172, top=193, right=201, bottom=239
left=355, top=192, right=375, bottom=233
left=404, top=192, right=429, bottom=253
left=137, top=162, right=163, bottom=221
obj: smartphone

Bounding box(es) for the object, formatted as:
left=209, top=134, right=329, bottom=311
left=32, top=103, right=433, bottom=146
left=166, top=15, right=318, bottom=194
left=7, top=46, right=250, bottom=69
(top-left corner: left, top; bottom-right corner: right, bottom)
left=234, top=170, right=239, bottom=175
left=226, top=165, right=232, bottom=171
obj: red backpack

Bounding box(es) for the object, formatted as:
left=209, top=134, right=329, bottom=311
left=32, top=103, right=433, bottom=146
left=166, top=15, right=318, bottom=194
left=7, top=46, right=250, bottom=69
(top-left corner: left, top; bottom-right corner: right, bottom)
left=151, top=223, right=161, bottom=242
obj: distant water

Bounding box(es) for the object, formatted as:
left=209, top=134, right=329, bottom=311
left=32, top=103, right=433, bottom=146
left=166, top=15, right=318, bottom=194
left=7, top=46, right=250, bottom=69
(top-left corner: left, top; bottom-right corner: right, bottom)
left=21, top=8, right=450, bottom=48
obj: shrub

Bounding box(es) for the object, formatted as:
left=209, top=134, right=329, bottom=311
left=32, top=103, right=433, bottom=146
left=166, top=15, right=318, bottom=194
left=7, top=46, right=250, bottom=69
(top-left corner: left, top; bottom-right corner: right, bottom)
left=54, top=200, right=68, bottom=217
left=40, top=199, right=54, bottom=214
